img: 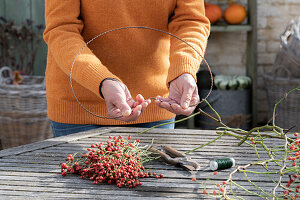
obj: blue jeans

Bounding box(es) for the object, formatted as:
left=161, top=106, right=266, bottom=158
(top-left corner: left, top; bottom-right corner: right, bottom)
left=50, top=118, right=175, bottom=137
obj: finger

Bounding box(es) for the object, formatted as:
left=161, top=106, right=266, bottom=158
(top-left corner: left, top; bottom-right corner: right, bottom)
left=120, top=104, right=142, bottom=122
left=155, top=95, right=170, bottom=102
left=124, top=86, right=136, bottom=108
left=136, top=94, right=145, bottom=104
left=155, top=100, right=178, bottom=114
left=112, top=95, right=132, bottom=117
left=140, top=101, right=149, bottom=113
left=190, top=89, right=200, bottom=107
left=107, top=107, right=123, bottom=118
left=170, top=103, right=195, bottom=115
left=180, top=84, right=195, bottom=109
left=133, top=94, right=145, bottom=108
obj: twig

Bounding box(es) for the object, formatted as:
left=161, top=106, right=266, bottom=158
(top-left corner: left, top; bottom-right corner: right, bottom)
left=272, top=129, right=288, bottom=199
left=137, top=111, right=202, bottom=135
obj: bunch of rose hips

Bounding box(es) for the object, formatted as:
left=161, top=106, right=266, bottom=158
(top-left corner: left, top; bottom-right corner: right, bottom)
left=61, top=135, right=163, bottom=188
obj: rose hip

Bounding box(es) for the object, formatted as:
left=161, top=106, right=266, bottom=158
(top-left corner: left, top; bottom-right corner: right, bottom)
left=61, top=135, right=162, bottom=188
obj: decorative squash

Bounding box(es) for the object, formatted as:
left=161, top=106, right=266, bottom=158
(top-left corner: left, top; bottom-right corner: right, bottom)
left=224, top=3, right=247, bottom=25
left=204, top=2, right=223, bottom=24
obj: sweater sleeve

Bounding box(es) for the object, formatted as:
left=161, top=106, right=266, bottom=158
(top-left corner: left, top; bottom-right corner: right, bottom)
left=167, top=0, right=210, bottom=85
left=43, top=0, right=121, bottom=98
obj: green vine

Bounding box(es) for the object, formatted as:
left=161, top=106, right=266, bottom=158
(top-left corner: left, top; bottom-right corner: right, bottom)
left=138, top=86, right=300, bottom=199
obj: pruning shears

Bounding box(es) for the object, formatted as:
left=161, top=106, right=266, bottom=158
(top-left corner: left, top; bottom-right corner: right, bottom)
left=149, top=145, right=200, bottom=171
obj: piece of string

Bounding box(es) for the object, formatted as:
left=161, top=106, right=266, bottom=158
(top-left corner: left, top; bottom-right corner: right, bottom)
left=70, top=26, right=213, bottom=119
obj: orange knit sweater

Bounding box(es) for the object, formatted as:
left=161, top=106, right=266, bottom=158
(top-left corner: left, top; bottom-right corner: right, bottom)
left=43, top=0, right=210, bottom=125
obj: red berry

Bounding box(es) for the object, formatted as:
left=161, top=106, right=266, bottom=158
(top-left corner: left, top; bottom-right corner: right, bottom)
left=220, top=188, right=224, bottom=192
left=128, top=136, right=131, bottom=140
left=213, top=171, right=218, bottom=175
left=293, top=174, right=298, bottom=178
left=216, top=183, right=220, bottom=187
left=213, top=190, right=217, bottom=195
left=61, top=163, right=68, bottom=169
left=295, top=133, right=298, bottom=137
left=222, top=181, right=227, bottom=185
left=192, top=177, right=196, bottom=181
left=136, top=139, right=140, bottom=142
left=159, top=174, right=164, bottom=178
left=203, top=190, right=207, bottom=194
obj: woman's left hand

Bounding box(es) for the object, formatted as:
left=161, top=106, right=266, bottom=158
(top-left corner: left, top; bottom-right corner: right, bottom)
left=154, top=73, right=199, bottom=115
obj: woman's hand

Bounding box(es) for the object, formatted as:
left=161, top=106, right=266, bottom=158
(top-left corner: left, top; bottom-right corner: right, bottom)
left=155, top=73, right=199, bottom=115
left=101, top=79, right=151, bottom=121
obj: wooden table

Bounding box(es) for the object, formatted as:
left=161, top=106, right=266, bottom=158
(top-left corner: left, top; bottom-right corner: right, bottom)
left=0, top=127, right=285, bottom=199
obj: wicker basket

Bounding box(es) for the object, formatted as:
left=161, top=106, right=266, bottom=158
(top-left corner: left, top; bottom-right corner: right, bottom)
left=0, top=112, right=52, bottom=149
left=264, top=67, right=300, bottom=131
left=0, top=66, right=52, bottom=149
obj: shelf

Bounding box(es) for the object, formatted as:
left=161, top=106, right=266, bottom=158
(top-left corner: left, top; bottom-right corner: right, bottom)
left=211, top=25, right=252, bottom=32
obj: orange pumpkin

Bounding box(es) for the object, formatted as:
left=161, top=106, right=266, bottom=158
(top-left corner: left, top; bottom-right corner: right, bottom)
left=204, top=2, right=223, bottom=24
left=224, top=3, right=247, bottom=25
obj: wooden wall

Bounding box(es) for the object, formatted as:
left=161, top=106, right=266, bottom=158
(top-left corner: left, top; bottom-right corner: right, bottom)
left=0, top=0, right=46, bottom=75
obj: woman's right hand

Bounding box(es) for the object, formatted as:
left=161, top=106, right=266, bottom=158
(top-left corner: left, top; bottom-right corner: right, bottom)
left=100, top=79, right=151, bottom=122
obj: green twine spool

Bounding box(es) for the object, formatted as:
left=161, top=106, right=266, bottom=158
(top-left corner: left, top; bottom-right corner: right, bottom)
left=210, top=158, right=235, bottom=171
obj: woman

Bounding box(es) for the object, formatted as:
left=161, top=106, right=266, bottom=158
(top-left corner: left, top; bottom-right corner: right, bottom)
left=43, top=0, right=210, bottom=137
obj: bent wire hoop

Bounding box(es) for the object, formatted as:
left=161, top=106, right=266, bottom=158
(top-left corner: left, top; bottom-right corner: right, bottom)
left=70, top=26, right=213, bottom=119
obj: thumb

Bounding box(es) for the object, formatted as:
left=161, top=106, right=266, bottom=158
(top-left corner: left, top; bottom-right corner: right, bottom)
left=180, top=86, right=195, bottom=109
left=113, top=96, right=132, bottom=117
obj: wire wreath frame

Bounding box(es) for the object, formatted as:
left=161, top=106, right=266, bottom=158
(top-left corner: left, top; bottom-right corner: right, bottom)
left=70, top=26, right=213, bottom=119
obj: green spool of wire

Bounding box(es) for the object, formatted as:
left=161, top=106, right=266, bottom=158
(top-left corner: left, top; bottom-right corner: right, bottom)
left=210, top=158, right=235, bottom=171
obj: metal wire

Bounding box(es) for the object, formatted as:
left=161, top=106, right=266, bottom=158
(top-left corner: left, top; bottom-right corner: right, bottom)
left=70, top=26, right=213, bottom=119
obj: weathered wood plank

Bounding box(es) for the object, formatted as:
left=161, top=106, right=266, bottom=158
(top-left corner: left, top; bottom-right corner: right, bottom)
left=0, top=165, right=287, bottom=185
left=0, top=174, right=284, bottom=188
left=0, top=180, right=279, bottom=196
left=0, top=190, right=193, bottom=200
left=0, top=127, right=116, bottom=158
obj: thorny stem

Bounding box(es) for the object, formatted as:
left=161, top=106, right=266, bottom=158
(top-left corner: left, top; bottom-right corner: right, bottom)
left=199, top=108, right=290, bottom=141
left=136, top=87, right=299, bottom=199
left=185, top=133, right=224, bottom=154
left=137, top=111, right=202, bottom=135
left=203, top=99, right=222, bottom=122
left=272, top=129, right=288, bottom=199
left=242, top=170, right=270, bottom=197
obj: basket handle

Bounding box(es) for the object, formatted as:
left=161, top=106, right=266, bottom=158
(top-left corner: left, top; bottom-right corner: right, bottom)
left=280, top=17, right=300, bottom=66
left=294, top=16, right=300, bottom=42
left=280, top=19, right=295, bottom=49
left=273, top=65, right=291, bottom=80
left=0, top=66, right=13, bottom=84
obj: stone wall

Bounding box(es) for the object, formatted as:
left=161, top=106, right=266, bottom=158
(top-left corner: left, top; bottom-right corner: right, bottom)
left=204, top=0, right=300, bottom=124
